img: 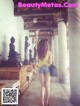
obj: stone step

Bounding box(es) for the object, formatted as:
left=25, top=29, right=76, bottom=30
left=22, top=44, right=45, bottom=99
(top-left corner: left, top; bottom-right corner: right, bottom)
left=0, top=80, right=20, bottom=88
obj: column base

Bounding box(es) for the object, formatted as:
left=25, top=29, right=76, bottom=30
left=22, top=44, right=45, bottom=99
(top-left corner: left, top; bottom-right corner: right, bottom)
left=59, top=77, right=69, bottom=83
left=59, top=70, right=70, bottom=83
left=70, top=96, right=80, bottom=106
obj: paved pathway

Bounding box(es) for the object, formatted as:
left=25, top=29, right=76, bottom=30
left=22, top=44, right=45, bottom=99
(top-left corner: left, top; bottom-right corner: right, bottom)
left=19, top=74, right=76, bottom=106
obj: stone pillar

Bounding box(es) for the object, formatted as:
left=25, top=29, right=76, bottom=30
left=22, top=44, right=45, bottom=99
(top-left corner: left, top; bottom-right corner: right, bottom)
left=35, top=30, right=39, bottom=63
left=53, top=29, right=59, bottom=79
left=68, top=0, right=80, bottom=105
left=58, top=18, right=68, bottom=83
left=51, top=35, right=55, bottom=64
left=53, top=29, right=59, bottom=69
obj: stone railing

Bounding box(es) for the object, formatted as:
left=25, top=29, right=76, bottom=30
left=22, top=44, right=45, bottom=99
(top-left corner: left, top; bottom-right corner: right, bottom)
left=0, top=66, right=28, bottom=93
left=0, top=65, right=37, bottom=94
left=0, top=83, right=5, bottom=106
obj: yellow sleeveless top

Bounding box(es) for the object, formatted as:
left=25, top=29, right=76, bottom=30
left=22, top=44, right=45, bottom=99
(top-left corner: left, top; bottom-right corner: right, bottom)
left=38, top=51, right=49, bottom=67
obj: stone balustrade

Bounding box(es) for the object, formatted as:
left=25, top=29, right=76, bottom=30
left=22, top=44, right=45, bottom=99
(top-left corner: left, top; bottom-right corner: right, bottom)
left=0, top=83, right=5, bottom=106
left=0, top=65, right=36, bottom=95
left=0, top=66, right=29, bottom=94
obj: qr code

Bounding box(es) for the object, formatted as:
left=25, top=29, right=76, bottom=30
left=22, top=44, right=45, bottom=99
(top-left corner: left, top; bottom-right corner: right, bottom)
left=1, top=88, right=18, bottom=105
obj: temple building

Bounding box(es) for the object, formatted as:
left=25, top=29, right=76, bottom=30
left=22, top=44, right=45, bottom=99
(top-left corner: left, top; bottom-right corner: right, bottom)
left=0, top=0, right=80, bottom=106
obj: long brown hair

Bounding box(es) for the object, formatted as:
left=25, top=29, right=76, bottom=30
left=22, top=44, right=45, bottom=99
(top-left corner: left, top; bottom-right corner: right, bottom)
left=37, top=39, right=48, bottom=60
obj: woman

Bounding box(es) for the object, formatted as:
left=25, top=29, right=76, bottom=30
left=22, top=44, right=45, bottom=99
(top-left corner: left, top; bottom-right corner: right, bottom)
left=37, top=39, right=52, bottom=106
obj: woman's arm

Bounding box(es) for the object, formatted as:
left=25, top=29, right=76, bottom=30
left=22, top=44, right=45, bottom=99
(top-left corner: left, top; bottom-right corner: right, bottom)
left=48, top=51, right=53, bottom=64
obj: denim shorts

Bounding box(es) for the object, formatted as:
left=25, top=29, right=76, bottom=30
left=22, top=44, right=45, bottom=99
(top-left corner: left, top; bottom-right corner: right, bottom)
left=38, top=65, right=49, bottom=74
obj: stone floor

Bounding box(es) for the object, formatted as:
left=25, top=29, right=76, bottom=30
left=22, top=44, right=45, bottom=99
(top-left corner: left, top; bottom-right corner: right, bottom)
left=18, top=74, right=76, bottom=106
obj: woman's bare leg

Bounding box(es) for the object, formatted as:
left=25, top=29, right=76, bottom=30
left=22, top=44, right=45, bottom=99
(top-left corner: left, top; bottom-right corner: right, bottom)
left=39, top=73, right=45, bottom=106
left=44, top=73, right=50, bottom=105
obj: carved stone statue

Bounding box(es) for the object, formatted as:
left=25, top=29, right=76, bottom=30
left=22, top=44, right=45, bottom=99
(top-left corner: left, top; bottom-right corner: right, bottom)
left=23, top=36, right=30, bottom=65
left=8, top=37, right=22, bottom=66
left=29, top=49, right=33, bottom=62
left=34, top=46, right=36, bottom=60
left=0, top=37, right=22, bottom=67
left=9, top=37, right=18, bottom=58
left=25, top=36, right=30, bottom=60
